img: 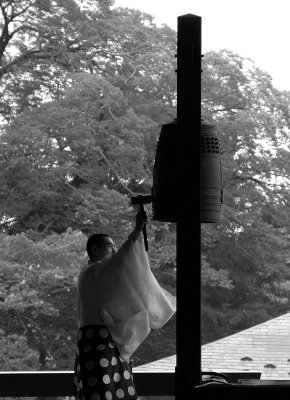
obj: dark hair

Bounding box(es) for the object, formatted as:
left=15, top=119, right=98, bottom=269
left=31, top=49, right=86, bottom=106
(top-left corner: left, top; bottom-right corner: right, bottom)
left=86, top=233, right=111, bottom=259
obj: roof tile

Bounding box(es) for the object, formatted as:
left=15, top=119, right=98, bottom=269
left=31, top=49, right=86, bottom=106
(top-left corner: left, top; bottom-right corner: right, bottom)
left=133, top=312, right=290, bottom=380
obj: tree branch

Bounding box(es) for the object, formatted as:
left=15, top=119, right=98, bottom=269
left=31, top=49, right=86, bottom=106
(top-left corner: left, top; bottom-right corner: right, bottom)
left=0, top=2, right=12, bottom=57
left=0, top=2, right=33, bottom=58
left=96, top=146, right=135, bottom=195
left=230, top=173, right=270, bottom=190
left=0, top=351, right=13, bottom=370
left=61, top=174, right=106, bottom=224
left=210, top=106, right=243, bottom=114
left=100, top=103, right=117, bottom=120
left=0, top=217, right=17, bottom=231
left=0, top=48, right=41, bottom=77
left=125, top=64, right=147, bottom=83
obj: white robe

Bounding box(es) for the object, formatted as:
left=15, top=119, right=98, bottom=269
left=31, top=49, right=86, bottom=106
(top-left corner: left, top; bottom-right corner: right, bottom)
left=78, top=230, right=176, bottom=361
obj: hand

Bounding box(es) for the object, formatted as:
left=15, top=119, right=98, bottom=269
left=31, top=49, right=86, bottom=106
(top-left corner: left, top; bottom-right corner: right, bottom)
left=135, top=210, right=148, bottom=231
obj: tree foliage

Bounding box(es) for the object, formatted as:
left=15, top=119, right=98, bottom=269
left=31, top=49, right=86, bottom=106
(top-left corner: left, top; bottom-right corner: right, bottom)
left=201, top=50, right=290, bottom=341
left=0, top=230, right=85, bottom=369
left=0, top=0, right=177, bottom=369
left=1, top=0, right=290, bottom=371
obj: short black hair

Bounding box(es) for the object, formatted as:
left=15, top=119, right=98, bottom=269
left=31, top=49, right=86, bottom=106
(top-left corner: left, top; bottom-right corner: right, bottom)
left=86, top=233, right=111, bottom=259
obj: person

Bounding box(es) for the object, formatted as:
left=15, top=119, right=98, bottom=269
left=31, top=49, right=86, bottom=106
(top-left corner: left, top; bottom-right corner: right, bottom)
left=73, top=210, right=176, bottom=400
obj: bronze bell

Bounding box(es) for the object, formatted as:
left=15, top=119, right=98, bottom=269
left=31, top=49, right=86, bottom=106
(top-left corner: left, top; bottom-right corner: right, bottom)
left=152, top=121, right=179, bottom=222
left=200, top=123, right=223, bottom=223
left=151, top=120, right=222, bottom=223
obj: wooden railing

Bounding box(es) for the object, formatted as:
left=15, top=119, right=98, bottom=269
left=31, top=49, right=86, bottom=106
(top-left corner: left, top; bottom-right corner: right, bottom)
left=0, top=371, right=175, bottom=397
left=4, top=371, right=290, bottom=399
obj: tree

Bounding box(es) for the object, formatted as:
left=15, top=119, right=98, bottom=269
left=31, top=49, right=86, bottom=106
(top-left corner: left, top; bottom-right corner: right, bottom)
left=0, top=0, right=116, bottom=79
left=2, top=0, right=290, bottom=368
left=0, top=0, right=110, bottom=120
left=0, top=2, right=178, bottom=368
left=0, top=230, right=87, bottom=369
left=200, top=50, right=290, bottom=342
left=0, top=0, right=177, bottom=235
left=0, top=0, right=176, bottom=122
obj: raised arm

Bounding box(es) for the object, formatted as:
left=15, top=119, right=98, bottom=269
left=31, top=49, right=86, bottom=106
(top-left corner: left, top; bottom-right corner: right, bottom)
left=113, top=210, right=148, bottom=259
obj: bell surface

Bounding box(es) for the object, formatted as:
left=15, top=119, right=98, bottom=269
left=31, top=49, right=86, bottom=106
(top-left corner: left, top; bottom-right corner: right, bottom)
left=152, top=121, right=223, bottom=223
left=152, top=120, right=179, bottom=222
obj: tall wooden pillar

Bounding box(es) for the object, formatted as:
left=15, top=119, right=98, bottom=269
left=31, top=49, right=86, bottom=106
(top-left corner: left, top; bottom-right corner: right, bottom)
left=175, top=14, right=202, bottom=399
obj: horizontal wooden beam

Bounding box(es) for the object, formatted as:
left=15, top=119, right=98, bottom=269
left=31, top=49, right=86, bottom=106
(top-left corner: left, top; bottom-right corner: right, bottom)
left=3, top=371, right=290, bottom=399
left=0, top=371, right=175, bottom=397
left=196, top=382, right=290, bottom=400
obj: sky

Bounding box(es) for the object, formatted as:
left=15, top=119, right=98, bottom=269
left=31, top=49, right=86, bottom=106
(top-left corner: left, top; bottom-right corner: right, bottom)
left=113, top=0, right=290, bottom=91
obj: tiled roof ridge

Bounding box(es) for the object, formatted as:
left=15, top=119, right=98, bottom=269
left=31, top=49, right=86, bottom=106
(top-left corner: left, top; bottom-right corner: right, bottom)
left=134, top=311, right=290, bottom=378
left=203, top=311, right=290, bottom=347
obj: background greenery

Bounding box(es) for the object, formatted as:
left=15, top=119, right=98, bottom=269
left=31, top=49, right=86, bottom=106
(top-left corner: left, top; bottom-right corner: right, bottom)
left=0, top=0, right=290, bottom=370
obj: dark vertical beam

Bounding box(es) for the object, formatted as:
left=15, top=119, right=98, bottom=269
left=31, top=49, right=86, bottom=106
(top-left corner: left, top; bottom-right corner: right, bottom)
left=176, top=14, right=202, bottom=399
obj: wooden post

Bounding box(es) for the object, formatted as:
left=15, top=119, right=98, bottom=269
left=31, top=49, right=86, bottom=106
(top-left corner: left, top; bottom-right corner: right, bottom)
left=175, top=14, right=202, bottom=399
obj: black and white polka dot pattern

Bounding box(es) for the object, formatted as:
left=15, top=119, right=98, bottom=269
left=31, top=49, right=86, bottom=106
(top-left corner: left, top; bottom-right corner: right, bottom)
left=74, top=325, right=137, bottom=400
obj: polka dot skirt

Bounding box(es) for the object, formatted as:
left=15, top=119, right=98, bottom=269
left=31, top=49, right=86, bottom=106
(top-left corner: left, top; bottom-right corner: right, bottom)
left=74, top=325, right=137, bottom=400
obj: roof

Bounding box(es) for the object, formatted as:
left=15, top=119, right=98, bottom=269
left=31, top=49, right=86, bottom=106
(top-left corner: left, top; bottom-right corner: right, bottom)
left=133, top=312, right=290, bottom=380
